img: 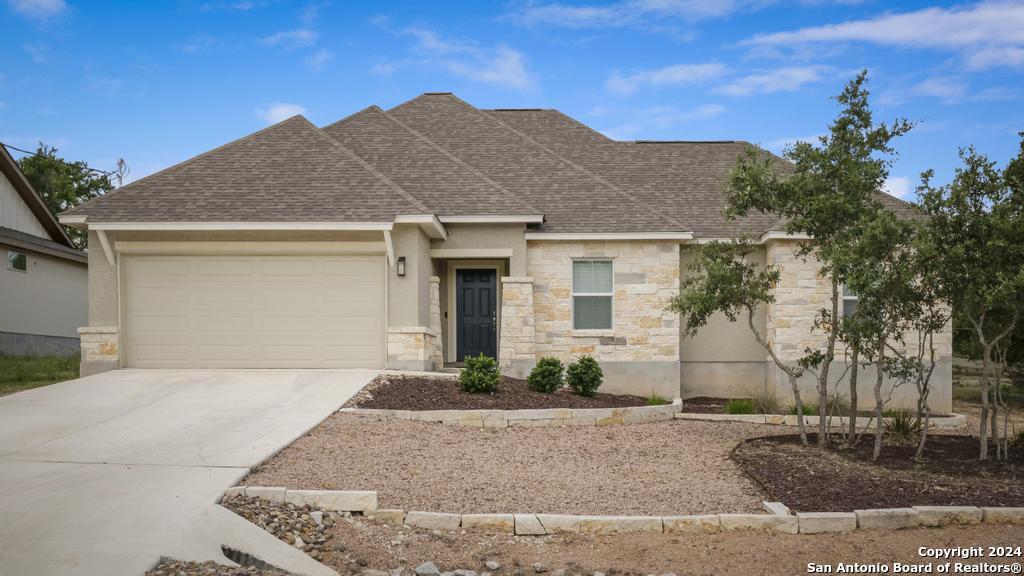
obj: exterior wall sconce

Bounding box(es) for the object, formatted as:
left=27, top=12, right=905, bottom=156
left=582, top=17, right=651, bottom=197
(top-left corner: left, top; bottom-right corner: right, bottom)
left=397, top=256, right=406, bottom=277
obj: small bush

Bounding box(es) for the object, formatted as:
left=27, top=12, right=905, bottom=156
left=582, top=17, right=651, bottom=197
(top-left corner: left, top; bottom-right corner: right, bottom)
left=726, top=398, right=758, bottom=414
left=566, top=355, right=603, bottom=397
left=527, top=357, right=565, bottom=393
left=646, top=393, right=670, bottom=406
left=883, top=409, right=923, bottom=444
left=789, top=403, right=819, bottom=416
left=459, top=353, right=501, bottom=394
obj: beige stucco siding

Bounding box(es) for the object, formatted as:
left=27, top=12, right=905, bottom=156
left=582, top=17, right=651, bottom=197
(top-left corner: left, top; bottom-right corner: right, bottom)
left=432, top=223, right=527, bottom=275
left=0, top=173, right=49, bottom=238
left=0, top=246, right=87, bottom=338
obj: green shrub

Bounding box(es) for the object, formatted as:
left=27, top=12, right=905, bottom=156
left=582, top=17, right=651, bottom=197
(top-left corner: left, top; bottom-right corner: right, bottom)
left=527, top=357, right=565, bottom=393
left=646, top=393, right=670, bottom=406
left=883, top=410, right=923, bottom=444
left=459, top=353, right=501, bottom=394
left=566, top=355, right=603, bottom=397
left=789, top=403, right=819, bottom=416
left=726, top=398, right=758, bottom=414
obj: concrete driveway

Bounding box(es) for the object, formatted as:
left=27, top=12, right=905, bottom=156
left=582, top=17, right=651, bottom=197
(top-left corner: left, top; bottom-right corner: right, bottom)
left=0, top=369, right=376, bottom=576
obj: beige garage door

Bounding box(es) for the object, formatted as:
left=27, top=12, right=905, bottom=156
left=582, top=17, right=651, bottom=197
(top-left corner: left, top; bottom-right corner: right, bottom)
left=123, top=253, right=385, bottom=368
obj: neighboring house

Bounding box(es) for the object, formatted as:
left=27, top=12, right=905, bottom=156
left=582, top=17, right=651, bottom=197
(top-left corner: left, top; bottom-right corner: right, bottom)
left=59, top=93, right=952, bottom=411
left=0, top=146, right=88, bottom=356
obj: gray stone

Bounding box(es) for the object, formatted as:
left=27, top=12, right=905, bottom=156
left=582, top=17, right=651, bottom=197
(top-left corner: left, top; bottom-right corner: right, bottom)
left=222, top=486, right=246, bottom=498
left=244, top=486, right=287, bottom=503
left=454, top=571, right=478, bottom=576
left=719, top=514, right=798, bottom=534
left=514, top=514, right=546, bottom=535
left=763, top=501, right=791, bottom=516
left=485, top=561, right=501, bottom=570
left=406, top=511, right=461, bottom=531
left=369, top=508, right=406, bottom=525
left=912, top=506, right=983, bottom=526
left=361, top=570, right=390, bottom=576
left=293, top=535, right=305, bottom=549
left=310, top=511, right=324, bottom=527
left=797, top=512, right=857, bottom=534
left=533, top=563, right=547, bottom=573
left=982, top=507, right=1024, bottom=524
left=855, top=508, right=921, bottom=530
left=284, top=489, right=378, bottom=512
left=416, top=562, right=441, bottom=576
left=537, top=514, right=581, bottom=533
left=578, top=515, right=663, bottom=535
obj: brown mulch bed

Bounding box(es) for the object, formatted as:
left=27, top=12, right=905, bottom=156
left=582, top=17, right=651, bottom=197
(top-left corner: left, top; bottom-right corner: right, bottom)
left=345, top=374, right=650, bottom=410
left=733, top=433, right=1024, bottom=512
left=682, top=396, right=732, bottom=413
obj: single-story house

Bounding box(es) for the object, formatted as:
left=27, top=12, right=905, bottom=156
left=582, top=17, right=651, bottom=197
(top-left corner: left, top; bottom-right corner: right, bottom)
left=1, top=145, right=88, bottom=356
left=59, top=93, right=952, bottom=411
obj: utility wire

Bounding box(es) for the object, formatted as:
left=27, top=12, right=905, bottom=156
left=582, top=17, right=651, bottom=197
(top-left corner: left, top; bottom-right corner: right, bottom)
left=1, top=141, right=118, bottom=177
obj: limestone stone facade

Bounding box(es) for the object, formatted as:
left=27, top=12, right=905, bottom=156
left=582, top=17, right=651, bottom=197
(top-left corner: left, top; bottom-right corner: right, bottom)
left=526, top=240, right=680, bottom=363
left=386, top=327, right=440, bottom=371
left=428, top=276, right=444, bottom=369
left=498, top=276, right=536, bottom=370
left=77, top=326, right=118, bottom=376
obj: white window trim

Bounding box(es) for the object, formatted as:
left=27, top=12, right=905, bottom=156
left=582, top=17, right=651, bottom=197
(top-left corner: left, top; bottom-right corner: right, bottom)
left=6, top=249, right=27, bottom=273
left=572, top=259, right=614, bottom=331
left=841, top=285, right=858, bottom=316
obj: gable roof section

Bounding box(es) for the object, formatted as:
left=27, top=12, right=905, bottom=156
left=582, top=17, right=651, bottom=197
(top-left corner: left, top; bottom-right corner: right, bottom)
left=0, top=145, right=74, bottom=246
left=63, top=116, right=423, bottom=222
left=387, top=93, right=683, bottom=234
left=322, top=106, right=540, bottom=216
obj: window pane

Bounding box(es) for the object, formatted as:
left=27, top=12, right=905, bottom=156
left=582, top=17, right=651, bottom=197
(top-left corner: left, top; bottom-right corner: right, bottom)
left=843, top=284, right=856, bottom=297
left=574, top=295, right=612, bottom=329
left=573, top=261, right=612, bottom=293
left=843, top=300, right=858, bottom=317
left=7, top=251, right=26, bottom=271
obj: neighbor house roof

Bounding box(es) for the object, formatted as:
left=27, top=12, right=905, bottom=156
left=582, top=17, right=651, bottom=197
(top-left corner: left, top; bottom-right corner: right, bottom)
left=0, top=145, right=76, bottom=247
left=61, top=92, right=917, bottom=238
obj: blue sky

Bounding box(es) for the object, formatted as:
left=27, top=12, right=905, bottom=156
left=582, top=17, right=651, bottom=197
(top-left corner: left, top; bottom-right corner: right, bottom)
left=1, top=0, right=1022, bottom=199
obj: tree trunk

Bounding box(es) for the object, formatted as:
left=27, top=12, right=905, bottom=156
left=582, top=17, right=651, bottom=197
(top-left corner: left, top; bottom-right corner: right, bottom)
left=979, top=345, right=992, bottom=461
left=818, top=278, right=840, bottom=449
left=915, top=396, right=930, bottom=460
left=848, top=345, right=859, bottom=445
left=873, top=337, right=886, bottom=462
left=790, top=373, right=809, bottom=447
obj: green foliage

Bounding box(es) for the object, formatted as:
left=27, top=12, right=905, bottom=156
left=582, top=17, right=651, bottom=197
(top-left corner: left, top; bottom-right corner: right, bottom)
left=1010, top=430, right=1024, bottom=450
left=646, top=393, right=670, bottom=406
left=726, top=398, right=758, bottom=414
left=0, top=355, right=78, bottom=396
left=527, top=356, right=564, bottom=393
left=566, top=355, right=603, bottom=397
left=459, top=354, right=501, bottom=394
left=16, top=143, right=114, bottom=249
left=883, top=410, right=923, bottom=445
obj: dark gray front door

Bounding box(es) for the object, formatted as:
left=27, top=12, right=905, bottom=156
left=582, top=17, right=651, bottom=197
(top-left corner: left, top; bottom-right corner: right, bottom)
left=456, top=268, right=497, bottom=360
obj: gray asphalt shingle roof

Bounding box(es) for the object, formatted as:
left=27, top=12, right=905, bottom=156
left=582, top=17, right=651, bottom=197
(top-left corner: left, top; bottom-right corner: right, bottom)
left=64, top=92, right=917, bottom=237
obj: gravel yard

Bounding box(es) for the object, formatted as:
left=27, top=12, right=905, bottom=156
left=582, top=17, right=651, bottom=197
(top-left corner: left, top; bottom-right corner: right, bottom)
left=244, top=415, right=778, bottom=516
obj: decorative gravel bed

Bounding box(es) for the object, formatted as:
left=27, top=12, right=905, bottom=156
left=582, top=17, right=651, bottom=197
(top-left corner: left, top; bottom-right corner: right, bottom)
left=146, top=558, right=290, bottom=576
left=733, top=434, right=1024, bottom=512
left=244, top=415, right=775, bottom=515
left=344, top=374, right=651, bottom=411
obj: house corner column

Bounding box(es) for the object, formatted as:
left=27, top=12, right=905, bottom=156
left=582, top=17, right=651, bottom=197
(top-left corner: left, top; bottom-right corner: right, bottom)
left=428, top=275, right=443, bottom=369
left=499, top=276, right=535, bottom=377
left=78, top=326, right=119, bottom=376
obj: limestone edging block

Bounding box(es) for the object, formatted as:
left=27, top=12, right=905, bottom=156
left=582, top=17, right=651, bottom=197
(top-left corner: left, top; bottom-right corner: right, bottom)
left=514, top=514, right=547, bottom=535
left=719, top=514, right=798, bottom=534
left=912, top=506, right=982, bottom=526
left=536, top=514, right=581, bottom=533
left=673, top=412, right=966, bottom=430
left=578, top=515, right=663, bottom=535
left=855, top=508, right=921, bottom=530
left=797, top=512, right=857, bottom=534
left=982, top=507, right=1024, bottom=524
left=406, top=511, right=462, bottom=530
left=662, top=515, right=720, bottom=534
left=284, top=489, right=377, bottom=513
left=463, top=513, right=515, bottom=533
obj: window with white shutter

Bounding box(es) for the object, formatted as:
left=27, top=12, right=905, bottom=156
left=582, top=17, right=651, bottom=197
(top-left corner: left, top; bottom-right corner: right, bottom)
left=572, top=260, right=613, bottom=330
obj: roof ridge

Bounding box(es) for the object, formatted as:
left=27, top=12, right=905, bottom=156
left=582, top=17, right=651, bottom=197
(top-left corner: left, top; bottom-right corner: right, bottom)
left=488, top=108, right=612, bottom=143
left=298, top=116, right=430, bottom=214
left=473, top=104, right=686, bottom=231
left=374, top=107, right=544, bottom=216
left=321, top=105, right=383, bottom=132
left=1, top=145, right=73, bottom=246
left=63, top=115, right=316, bottom=218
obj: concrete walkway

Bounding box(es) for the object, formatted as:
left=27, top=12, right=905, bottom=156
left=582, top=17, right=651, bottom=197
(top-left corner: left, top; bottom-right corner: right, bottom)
left=0, top=369, right=376, bottom=576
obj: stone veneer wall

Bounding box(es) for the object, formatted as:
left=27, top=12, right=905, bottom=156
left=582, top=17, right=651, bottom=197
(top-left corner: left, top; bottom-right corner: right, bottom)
left=764, top=239, right=953, bottom=412
left=78, top=326, right=119, bottom=376
left=523, top=241, right=681, bottom=398
left=386, top=327, right=440, bottom=371
left=428, top=276, right=444, bottom=369
left=499, top=277, right=536, bottom=371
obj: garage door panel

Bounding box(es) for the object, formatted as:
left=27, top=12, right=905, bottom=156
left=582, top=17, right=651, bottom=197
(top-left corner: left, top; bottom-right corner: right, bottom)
left=124, top=253, right=385, bottom=368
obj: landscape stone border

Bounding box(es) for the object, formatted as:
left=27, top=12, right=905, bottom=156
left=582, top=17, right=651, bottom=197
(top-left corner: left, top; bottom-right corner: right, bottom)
left=673, top=411, right=966, bottom=429
left=339, top=398, right=682, bottom=427
left=226, top=488, right=1024, bottom=536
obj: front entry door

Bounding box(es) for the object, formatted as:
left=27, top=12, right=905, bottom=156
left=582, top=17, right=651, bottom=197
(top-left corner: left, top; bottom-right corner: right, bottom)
left=456, top=268, right=497, bottom=361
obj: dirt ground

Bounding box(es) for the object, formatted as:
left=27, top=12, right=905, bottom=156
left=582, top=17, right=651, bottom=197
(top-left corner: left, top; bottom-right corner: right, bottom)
left=346, top=374, right=651, bottom=410
left=244, top=416, right=777, bottom=515
left=320, top=518, right=1024, bottom=576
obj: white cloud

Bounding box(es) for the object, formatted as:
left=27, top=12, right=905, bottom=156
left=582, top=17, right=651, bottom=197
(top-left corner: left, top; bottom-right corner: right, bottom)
left=404, top=27, right=536, bottom=91
left=602, top=103, right=725, bottom=139
left=743, top=2, right=1024, bottom=70
left=606, top=62, right=727, bottom=95
left=255, top=102, right=307, bottom=124
left=879, top=76, right=1018, bottom=107
left=259, top=29, right=319, bottom=49
left=505, top=0, right=751, bottom=29
left=716, top=66, right=831, bottom=96
left=306, top=48, right=333, bottom=71
left=24, top=43, right=49, bottom=63
left=6, top=0, right=66, bottom=19
left=884, top=176, right=913, bottom=201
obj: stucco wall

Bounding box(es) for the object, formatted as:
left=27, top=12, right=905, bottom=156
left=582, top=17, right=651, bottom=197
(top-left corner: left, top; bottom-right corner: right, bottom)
left=432, top=223, right=527, bottom=276
left=0, top=245, right=87, bottom=341
left=388, top=224, right=432, bottom=328
left=525, top=240, right=680, bottom=398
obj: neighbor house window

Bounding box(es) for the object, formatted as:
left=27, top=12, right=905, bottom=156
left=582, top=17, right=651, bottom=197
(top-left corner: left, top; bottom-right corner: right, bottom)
left=842, top=284, right=858, bottom=317
left=572, top=260, right=613, bottom=330
left=6, top=250, right=27, bottom=272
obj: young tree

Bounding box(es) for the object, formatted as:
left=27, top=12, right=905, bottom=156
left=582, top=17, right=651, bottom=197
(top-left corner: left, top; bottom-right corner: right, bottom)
left=669, top=240, right=811, bottom=445
left=16, top=143, right=115, bottom=249
left=917, top=138, right=1024, bottom=461
left=725, top=71, right=912, bottom=448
